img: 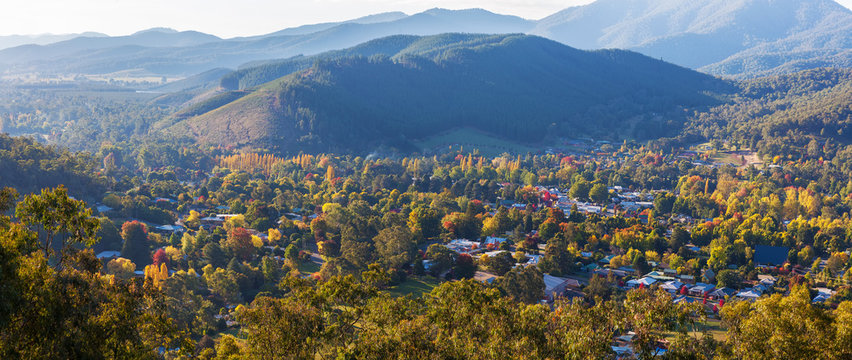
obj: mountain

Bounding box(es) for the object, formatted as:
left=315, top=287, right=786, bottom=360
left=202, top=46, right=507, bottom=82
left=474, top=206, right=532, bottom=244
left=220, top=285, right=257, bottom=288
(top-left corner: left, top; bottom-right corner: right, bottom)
left=0, top=28, right=222, bottom=73
left=0, top=9, right=533, bottom=77
left=532, top=0, right=852, bottom=77
left=250, top=12, right=409, bottom=38
left=166, top=34, right=733, bottom=154
left=0, top=32, right=107, bottom=50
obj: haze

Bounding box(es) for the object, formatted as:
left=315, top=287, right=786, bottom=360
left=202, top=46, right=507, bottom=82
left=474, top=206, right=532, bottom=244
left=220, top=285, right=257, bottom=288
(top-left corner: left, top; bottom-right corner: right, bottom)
left=0, top=0, right=601, bottom=38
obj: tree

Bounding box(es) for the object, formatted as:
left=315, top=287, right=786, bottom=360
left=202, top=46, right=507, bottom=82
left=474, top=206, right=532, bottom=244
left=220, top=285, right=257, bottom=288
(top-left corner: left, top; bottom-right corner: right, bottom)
left=15, top=185, right=99, bottom=265
left=589, top=183, right=609, bottom=204
left=496, top=265, right=544, bottom=304
left=426, top=244, right=455, bottom=276
left=408, top=207, right=442, bottom=239
left=632, top=252, right=650, bottom=276
left=152, top=248, right=168, bottom=266
left=120, top=221, right=150, bottom=266
left=489, top=251, right=515, bottom=276
left=584, top=274, right=614, bottom=300
left=238, top=296, right=324, bottom=359
left=721, top=286, right=836, bottom=359
left=224, top=227, right=255, bottom=261
left=716, top=269, right=741, bottom=289
left=373, top=226, right=416, bottom=270
left=654, top=192, right=676, bottom=215
left=0, top=188, right=185, bottom=358
left=569, top=180, right=591, bottom=201
left=453, top=253, right=476, bottom=279
left=106, top=257, right=136, bottom=280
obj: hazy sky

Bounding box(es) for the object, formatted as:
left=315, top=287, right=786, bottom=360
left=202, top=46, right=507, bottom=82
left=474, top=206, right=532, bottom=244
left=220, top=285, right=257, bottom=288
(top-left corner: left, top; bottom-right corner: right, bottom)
left=2, top=0, right=851, bottom=38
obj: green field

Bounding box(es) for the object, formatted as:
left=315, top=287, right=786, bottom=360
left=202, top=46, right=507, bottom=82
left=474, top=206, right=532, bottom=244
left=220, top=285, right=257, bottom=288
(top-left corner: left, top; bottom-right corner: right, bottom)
left=298, top=261, right=321, bottom=275
left=413, top=127, right=538, bottom=156
left=388, top=277, right=441, bottom=297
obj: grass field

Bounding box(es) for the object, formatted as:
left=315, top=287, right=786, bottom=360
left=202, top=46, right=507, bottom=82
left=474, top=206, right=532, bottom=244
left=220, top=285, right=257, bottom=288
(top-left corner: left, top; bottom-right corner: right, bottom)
left=388, top=276, right=441, bottom=297
left=413, top=127, right=538, bottom=156
left=664, top=317, right=727, bottom=342
left=711, top=151, right=763, bottom=167
left=298, top=261, right=321, bottom=275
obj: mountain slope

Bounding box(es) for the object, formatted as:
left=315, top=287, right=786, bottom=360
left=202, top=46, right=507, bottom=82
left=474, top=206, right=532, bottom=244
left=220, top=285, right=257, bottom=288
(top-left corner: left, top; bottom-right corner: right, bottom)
left=532, top=0, right=852, bottom=77
left=167, top=34, right=732, bottom=153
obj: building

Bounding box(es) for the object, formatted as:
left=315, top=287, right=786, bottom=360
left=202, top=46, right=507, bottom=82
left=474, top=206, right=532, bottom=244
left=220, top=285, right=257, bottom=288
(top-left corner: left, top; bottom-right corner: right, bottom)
left=543, top=274, right=573, bottom=301
left=689, top=283, right=716, bottom=297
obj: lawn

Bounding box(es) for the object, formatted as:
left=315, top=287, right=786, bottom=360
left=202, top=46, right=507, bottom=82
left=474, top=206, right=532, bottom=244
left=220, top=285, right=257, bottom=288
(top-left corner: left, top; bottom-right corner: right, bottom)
left=298, top=260, right=321, bottom=275
left=388, top=276, right=441, bottom=297
left=664, top=316, right=727, bottom=342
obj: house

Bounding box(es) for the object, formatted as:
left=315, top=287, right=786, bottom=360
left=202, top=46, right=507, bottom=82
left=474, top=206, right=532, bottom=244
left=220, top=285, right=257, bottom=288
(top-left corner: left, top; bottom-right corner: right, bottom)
left=644, top=271, right=676, bottom=282
left=524, top=254, right=542, bottom=266
left=593, top=268, right=629, bottom=278
left=484, top=236, right=507, bottom=247
left=473, top=271, right=497, bottom=285
left=200, top=216, right=225, bottom=228
left=659, top=280, right=685, bottom=294
left=154, top=224, right=185, bottom=235
left=679, top=275, right=695, bottom=284
left=702, top=269, right=716, bottom=282
left=483, top=250, right=509, bottom=257
left=736, top=288, right=762, bottom=300
left=689, top=283, right=715, bottom=297
left=96, top=250, right=121, bottom=259
left=626, top=277, right=657, bottom=288
left=707, top=287, right=736, bottom=300
left=447, top=239, right=481, bottom=254
left=543, top=274, right=573, bottom=301
left=754, top=245, right=790, bottom=266
left=757, top=274, right=777, bottom=286
left=812, top=288, right=834, bottom=303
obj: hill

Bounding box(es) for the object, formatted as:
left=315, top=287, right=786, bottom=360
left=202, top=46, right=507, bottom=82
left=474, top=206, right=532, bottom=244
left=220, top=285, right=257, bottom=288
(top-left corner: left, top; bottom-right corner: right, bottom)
left=167, top=34, right=733, bottom=154
left=533, top=0, right=852, bottom=78
left=687, top=68, right=852, bottom=157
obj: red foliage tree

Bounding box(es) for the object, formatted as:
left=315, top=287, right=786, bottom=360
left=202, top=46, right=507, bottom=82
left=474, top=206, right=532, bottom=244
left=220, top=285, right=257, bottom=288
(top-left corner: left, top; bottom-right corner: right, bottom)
left=152, top=248, right=168, bottom=266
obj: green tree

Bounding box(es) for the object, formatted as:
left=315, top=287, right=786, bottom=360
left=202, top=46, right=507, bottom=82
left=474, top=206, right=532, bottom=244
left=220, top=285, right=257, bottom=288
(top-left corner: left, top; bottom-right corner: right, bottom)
left=15, top=185, right=99, bottom=265
left=373, top=226, right=416, bottom=270
left=489, top=251, right=515, bottom=276
left=120, top=220, right=150, bottom=266
left=569, top=180, right=591, bottom=201
left=495, top=265, right=544, bottom=304
left=589, top=183, right=609, bottom=204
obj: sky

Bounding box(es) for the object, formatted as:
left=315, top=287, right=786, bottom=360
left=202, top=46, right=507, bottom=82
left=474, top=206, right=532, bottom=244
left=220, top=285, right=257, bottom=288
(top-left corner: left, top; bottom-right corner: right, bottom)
left=1, top=0, right=851, bottom=38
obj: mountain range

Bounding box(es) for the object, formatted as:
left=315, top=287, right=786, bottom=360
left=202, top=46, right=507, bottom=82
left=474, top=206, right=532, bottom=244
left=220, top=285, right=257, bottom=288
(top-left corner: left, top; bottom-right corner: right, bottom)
left=163, top=33, right=733, bottom=153
left=0, top=0, right=849, bottom=79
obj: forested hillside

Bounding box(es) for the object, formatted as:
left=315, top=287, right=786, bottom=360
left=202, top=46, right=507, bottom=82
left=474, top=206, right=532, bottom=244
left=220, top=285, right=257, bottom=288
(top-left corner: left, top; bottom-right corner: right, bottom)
left=688, top=68, right=852, bottom=162
left=172, top=34, right=732, bottom=153
left=0, top=134, right=106, bottom=198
